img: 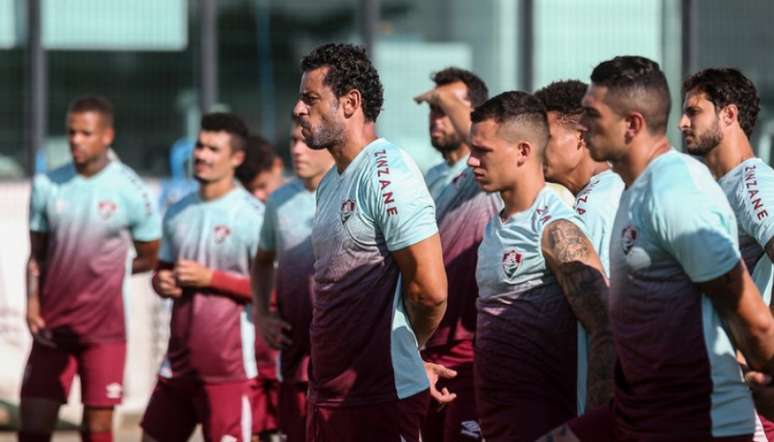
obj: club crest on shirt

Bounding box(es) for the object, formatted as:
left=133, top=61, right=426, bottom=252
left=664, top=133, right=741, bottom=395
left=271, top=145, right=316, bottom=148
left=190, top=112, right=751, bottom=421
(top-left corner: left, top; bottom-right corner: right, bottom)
left=340, top=199, right=356, bottom=224
left=97, top=200, right=117, bottom=219
left=213, top=225, right=231, bottom=244
left=621, top=224, right=638, bottom=254
left=501, top=248, right=523, bottom=279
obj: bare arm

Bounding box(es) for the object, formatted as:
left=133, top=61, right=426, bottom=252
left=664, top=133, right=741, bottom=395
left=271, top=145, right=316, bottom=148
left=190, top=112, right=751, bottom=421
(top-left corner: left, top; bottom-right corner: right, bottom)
left=414, top=86, right=473, bottom=145
left=131, top=239, right=160, bottom=274
left=392, top=233, right=448, bottom=347
left=26, top=231, right=49, bottom=336
left=251, top=249, right=291, bottom=349
left=699, top=261, right=774, bottom=374
left=541, top=219, right=614, bottom=409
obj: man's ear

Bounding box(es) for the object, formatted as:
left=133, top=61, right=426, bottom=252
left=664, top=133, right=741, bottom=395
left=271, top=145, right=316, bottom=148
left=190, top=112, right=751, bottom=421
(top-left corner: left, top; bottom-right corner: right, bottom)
left=341, top=89, right=362, bottom=119
left=624, top=112, right=646, bottom=144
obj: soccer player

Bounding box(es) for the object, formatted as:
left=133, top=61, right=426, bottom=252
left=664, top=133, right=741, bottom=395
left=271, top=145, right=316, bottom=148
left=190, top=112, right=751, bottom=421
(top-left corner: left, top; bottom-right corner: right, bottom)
left=252, top=116, right=334, bottom=442
left=535, top=79, right=624, bottom=274
left=539, top=56, right=774, bottom=442
left=420, top=68, right=489, bottom=200
left=414, top=68, right=499, bottom=441
left=21, top=96, right=160, bottom=442
left=469, top=90, right=614, bottom=442
left=237, top=134, right=286, bottom=203
left=141, top=113, right=263, bottom=442
left=293, top=43, right=450, bottom=442
left=680, top=67, right=774, bottom=438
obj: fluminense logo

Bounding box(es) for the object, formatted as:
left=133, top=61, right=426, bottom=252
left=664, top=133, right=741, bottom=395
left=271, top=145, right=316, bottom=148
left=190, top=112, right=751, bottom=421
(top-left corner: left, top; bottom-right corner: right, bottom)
left=97, top=200, right=117, bottom=219
left=340, top=199, right=356, bottom=224
left=105, top=382, right=122, bottom=399
left=501, top=248, right=523, bottom=279
left=460, top=420, right=482, bottom=438
left=214, top=225, right=232, bottom=244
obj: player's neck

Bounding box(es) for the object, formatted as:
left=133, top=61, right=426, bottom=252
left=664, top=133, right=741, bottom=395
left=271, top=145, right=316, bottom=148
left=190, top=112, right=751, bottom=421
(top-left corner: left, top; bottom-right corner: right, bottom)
left=199, top=176, right=236, bottom=201
left=75, top=155, right=110, bottom=178
left=703, top=132, right=755, bottom=179
left=612, top=135, right=670, bottom=187
left=443, top=144, right=470, bottom=166
left=331, top=122, right=378, bottom=173
left=564, top=155, right=600, bottom=195
left=301, top=171, right=326, bottom=192
left=500, top=169, right=546, bottom=218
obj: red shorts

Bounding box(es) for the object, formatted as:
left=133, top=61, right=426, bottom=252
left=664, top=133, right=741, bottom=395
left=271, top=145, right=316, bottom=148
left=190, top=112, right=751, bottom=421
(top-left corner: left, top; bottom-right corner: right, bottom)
left=307, top=390, right=430, bottom=442
left=279, top=382, right=308, bottom=442
left=567, top=404, right=754, bottom=442
left=251, top=377, right=280, bottom=434
left=21, top=340, right=126, bottom=407
left=141, top=376, right=253, bottom=442
left=421, top=364, right=481, bottom=441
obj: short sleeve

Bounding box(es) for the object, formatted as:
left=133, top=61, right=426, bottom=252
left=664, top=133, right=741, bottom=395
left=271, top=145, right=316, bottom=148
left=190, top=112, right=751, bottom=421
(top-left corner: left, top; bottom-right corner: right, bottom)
left=577, top=208, right=610, bottom=272
left=654, top=187, right=740, bottom=283
left=364, top=150, right=438, bottom=252
left=258, top=196, right=277, bottom=252
left=739, top=163, right=774, bottom=249
left=126, top=181, right=162, bottom=242
left=29, top=175, right=49, bottom=232
left=158, top=212, right=175, bottom=263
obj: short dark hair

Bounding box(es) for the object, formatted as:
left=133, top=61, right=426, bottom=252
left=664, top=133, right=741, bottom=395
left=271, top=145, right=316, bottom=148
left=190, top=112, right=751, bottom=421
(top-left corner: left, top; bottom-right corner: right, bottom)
left=683, top=68, right=760, bottom=138
left=67, top=95, right=114, bottom=127
left=236, top=135, right=280, bottom=186
left=200, top=112, right=249, bottom=152
left=300, top=43, right=384, bottom=122
left=534, top=79, right=588, bottom=124
left=590, top=56, right=671, bottom=134
left=471, top=91, right=549, bottom=146
left=432, top=67, right=489, bottom=107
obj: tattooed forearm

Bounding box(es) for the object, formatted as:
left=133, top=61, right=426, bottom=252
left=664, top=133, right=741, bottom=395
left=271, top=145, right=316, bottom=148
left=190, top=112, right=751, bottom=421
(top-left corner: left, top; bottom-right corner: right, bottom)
left=542, top=219, right=615, bottom=408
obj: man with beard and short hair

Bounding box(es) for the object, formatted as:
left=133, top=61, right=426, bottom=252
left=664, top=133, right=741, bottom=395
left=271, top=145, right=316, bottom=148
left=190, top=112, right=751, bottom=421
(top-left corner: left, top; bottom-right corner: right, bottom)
left=293, top=43, right=452, bottom=442
left=414, top=68, right=500, bottom=441
left=535, top=79, right=624, bottom=277
left=421, top=67, right=489, bottom=200
left=681, top=67, right=774, bottom=438
left=470, top=91, right=614, bottom=441
left=539, top=56, right=774, bottom=442
left=141, top=113, right=263, bottom=442
left=252, top=116, right=334, bottom=442
left=21, top=96, right=161, bottom=442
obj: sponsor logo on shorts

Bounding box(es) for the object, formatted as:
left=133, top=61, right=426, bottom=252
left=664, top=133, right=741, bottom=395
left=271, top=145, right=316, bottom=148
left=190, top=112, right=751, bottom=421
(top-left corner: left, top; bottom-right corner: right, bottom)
left=340, top=199, right=355, bottom=224
left=214, top=225, right=231, bottom=244
left=621, top=224, right=638, bottom=254
left=105, top=382, right=122, bottom=399
left=220, top=436, right=237, bottom=442
left=460, top=420, right=482, bottom=439
left=502, top=248, right=523, bottom=279
left=97, top=200, right=117, bottom=219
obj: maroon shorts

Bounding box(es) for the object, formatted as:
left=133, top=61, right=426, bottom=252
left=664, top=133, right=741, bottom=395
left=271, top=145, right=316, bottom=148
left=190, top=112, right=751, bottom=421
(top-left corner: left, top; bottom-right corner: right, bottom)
left=279, top=381, right=308, bottom=442
left=251, top=377, right=280, bottom=434
left=21, top=340, right=126, bottom=407
left=140, top=376, right=253, bottom=442
left=567, top=404, right=754, bottom=442
left=307, top=390, right=430, bottom=442
left=760, top=414, right=774, bottom=441
left=421, top=363, right=481, bottom=442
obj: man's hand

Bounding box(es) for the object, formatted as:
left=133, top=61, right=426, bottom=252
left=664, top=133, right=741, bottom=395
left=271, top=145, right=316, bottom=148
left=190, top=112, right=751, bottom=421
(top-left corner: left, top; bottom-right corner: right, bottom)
left=413, top=85, right=468, bottom=110
left=154, top=269, right=183, bottom=298
left=746, top=370, right=774, bottom=420
left=174, top=259, right=213, bottom=288
left=255, top=310, right=292, bottom=350
left=424, top=361, right=458, bottom=405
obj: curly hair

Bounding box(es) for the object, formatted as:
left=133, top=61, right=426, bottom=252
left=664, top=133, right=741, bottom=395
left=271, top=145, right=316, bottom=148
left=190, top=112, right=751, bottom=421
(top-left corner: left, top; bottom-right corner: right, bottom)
left=683, top=68, right=760, bottom=138
left=432, top=67, right=489, bottom=107
left=471, top=91, right=548, bottom=146
left=590, top=56, right=671, bottom=134
left=68, top=95, right=114, bottom=127
left=534, top=79, right=588, bottom=124
left=300, top=43, right=384, bottom=122
left=200, top=112, right=249, bottom=152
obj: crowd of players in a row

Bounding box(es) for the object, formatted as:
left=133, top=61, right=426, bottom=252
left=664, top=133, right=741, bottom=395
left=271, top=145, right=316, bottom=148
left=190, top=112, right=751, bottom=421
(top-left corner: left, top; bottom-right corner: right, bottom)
left=17, top=42, right=774, bottom=442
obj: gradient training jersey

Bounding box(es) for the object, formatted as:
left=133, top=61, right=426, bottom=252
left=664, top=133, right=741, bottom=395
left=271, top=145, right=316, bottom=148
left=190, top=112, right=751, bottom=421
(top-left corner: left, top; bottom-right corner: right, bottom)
left=573, top=169, right=624, bottom=275
left=609, top=150, right=755, bottom=440
left=718, top=157, right=774, bottom=306
left=159, top=187, right=263, bottom=383
left=424, top=155, right=470, bottom=201
left=258, top=178, right=317, bottom=383
left=29, top=161, right=160, bottom=344
left=311, top=138, right=438, bottom=407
